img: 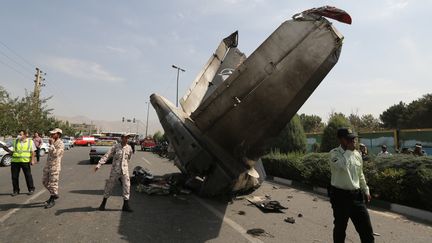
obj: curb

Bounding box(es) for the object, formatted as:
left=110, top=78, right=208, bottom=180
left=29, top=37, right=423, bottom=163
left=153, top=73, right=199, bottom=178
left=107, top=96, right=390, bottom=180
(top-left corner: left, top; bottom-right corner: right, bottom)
left=266, top=176, right=432, bottom=224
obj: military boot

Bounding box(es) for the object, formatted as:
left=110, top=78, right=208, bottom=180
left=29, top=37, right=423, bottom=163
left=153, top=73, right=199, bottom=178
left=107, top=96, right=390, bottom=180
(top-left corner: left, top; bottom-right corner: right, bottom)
left=122, top=200, right=133, bottom=212
left=98, top=198, right=108, bottom=211
left=44, top=196, right=55, bottom=209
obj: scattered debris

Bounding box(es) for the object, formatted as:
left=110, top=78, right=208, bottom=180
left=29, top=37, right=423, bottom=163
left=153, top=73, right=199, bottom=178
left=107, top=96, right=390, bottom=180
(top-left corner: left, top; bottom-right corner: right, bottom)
left=373, top=232, right=381, bottom=236
left=287, top=195, right=293, bottom=199
left=265, top=194, right=271, bottom=199
left=298, top=213, right=303, bottom=218
left=313, top=198, right=318, bottom=202
left=238, top=211, right=246, bottom=215
left=247, top=196, right=288, bottom=213
left=246, top=228, right=274, bottom=238
left=272, top=186, right=280, bottom=189
left=284, top=217, right=296, bottom=224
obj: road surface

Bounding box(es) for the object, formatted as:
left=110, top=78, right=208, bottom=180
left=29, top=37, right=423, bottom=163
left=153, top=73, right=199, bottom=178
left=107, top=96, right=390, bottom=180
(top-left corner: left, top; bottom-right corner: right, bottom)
left=0, top=147, right=431, bottom=242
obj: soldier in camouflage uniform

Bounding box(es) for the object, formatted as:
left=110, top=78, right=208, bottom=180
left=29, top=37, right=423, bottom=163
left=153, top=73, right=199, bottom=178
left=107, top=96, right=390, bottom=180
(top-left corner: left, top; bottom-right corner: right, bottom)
left=95, top=133, right=133, bottom=212
left=43, top=128, right=65, bottom=209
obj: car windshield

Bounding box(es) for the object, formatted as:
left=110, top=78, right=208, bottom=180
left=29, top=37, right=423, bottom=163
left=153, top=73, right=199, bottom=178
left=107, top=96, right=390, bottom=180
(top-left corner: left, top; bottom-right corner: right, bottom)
left=94, top=140, right=117, bottom=146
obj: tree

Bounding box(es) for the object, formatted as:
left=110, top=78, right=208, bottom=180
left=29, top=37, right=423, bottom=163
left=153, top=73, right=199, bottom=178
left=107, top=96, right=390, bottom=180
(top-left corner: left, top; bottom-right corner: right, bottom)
left=299, top=114, right=325, bottom=133
left=0, top=85, right=76, bottom=136
left=320, top=113, right=351, bottom=152
left=360, top=114, right=381, bottom=131
left=153, top=131, right=164, bottom=142
left=349, top=113, right=381, bottom=131
left=269, top=114, right=307, bottom=153
left=380, top=94, right=432, bottom=129
left=380, top=101, right=408, bottom=129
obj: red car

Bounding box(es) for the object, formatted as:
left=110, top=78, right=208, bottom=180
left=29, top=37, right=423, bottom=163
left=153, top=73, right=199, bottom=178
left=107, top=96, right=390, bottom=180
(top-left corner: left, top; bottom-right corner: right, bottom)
left=140, top=138, right=156, bottom=151
left=74, top=136, right=96, bottom=146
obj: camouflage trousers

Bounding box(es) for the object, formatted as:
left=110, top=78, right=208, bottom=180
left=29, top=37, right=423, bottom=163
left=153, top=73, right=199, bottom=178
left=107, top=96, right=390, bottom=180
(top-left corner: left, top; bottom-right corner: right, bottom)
left=103, top=172, right=130, bottom=200
left=42, top=167, right=60, bottom=196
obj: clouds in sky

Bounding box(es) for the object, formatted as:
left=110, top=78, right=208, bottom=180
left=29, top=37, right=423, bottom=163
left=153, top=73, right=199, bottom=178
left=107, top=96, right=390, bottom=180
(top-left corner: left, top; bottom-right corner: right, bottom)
left=47, top=57, right=124, bottom=83
left=0, top=0, right=430, bottom=124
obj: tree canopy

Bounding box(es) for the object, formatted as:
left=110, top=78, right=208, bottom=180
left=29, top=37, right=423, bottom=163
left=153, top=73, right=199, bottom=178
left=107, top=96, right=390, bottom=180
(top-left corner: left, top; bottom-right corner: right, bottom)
left=380, top=94, right=432, bottom=129
left=320, top=113, right=352, bottom=152
left=269, top=114, right=307, bottom=153
left=0, top=86, right=76, bottom=137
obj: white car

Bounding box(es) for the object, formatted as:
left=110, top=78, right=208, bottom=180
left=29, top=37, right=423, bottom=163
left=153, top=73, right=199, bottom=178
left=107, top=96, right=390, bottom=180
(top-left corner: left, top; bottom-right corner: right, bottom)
left=39, top=138, right=50, bottom=157
left=0, top=141, right=12, bottom=166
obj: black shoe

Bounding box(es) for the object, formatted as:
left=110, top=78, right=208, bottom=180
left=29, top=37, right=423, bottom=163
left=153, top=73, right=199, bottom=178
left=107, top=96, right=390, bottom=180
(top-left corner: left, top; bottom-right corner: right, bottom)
left=122, top=200, right=133, bottom=212
left=44, top=198, right=55, bottom=209
left=28, top=190, right=35, bottom=195
left=52, top=194, right=59, bottom=200
left=98, top=198, right=107, bottom=211
left=11, top=191, right=19, bottom=197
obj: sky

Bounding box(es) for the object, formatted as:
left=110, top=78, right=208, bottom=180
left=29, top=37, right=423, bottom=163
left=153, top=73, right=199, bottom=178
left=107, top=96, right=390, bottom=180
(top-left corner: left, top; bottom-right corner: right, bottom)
left=0, top=0, right=431, bottom=128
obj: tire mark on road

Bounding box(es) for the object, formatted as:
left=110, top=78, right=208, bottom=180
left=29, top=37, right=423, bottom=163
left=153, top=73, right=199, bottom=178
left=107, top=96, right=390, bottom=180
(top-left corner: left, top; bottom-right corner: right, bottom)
left=141, top=157, right=152, bottom=165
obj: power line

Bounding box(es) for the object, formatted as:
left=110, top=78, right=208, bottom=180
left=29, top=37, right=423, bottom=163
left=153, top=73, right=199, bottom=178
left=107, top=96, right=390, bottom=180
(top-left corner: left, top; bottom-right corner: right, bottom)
left=0, top=48, right=34, bottom=76
left=0, top=58, right=33, bottom=81
left=0, top=39, right=36, bottom=68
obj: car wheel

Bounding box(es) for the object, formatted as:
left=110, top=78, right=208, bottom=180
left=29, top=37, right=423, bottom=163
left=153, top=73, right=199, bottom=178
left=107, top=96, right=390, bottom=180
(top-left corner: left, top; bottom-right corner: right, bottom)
left=1, top=154, right=12, bottom=167
left=39, top=149, right=46, bottom=157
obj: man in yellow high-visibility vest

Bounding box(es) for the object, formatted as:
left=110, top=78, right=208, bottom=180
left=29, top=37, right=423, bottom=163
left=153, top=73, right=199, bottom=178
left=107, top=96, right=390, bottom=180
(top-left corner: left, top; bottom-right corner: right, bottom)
left=1, top=130, right=37, bottom=196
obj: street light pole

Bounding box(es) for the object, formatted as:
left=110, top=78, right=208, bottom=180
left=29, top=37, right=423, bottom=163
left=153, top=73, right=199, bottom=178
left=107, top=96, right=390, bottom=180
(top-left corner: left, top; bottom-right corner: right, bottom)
left=145, top=101, right=150, bottom=138
left=172, top=64, right=185, bottom=107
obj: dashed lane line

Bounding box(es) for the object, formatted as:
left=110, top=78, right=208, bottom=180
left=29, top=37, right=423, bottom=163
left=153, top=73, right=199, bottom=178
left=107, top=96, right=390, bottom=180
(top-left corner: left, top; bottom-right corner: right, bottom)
left=141, top=157, right=152, bottom=165
left=0, top=189, right=47, bottom=224
left=194, top=196, right=264, bottom=243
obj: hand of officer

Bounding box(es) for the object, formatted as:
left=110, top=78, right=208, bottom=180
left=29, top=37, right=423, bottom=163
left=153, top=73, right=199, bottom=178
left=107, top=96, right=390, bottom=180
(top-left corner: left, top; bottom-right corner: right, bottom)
left=49, top=138, right=54, bottom=145
left=366, top=194, right=371, bottom=203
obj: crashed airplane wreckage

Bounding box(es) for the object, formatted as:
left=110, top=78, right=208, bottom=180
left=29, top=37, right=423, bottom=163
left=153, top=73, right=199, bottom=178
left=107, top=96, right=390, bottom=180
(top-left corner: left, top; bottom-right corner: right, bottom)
left=150, top=6, right=352, bottom=197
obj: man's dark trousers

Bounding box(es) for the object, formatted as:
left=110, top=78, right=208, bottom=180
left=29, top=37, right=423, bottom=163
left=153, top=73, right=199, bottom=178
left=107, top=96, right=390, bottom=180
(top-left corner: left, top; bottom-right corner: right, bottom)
left=329, top=186, right=374, bottom=243
left=35, top=147, right=40, bottom=162
left=11, top=162, right=35, bottom=193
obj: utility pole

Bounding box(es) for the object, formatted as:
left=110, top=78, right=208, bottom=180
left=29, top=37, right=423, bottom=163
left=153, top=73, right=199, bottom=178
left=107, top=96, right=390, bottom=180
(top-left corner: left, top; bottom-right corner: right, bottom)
left=145, top=101, right=150, bottom=138
left=172, top=65, right=185, bottom=107
left=33, top=67, right=45, bottom=109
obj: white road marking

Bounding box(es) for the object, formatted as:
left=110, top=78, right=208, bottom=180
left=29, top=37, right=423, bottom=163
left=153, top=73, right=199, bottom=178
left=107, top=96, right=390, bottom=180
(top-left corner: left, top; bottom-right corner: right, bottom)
left=194, top=196, right=264, bottom=243
left=141, top=157, right=152, bottom=165
left=0, top=189, right=46, bottom=224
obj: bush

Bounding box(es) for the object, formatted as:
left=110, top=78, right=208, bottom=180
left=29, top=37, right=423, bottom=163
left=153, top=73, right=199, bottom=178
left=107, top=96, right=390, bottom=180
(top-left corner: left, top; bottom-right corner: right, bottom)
left=262, top=151, right=432, bottom=212
left=268, top=114, right=307, bottom=153
left=301, top=153, right=330, bottom=188
left=320, top=113, right=351, bottom=152
left=262, top=150, right=304, bottom=182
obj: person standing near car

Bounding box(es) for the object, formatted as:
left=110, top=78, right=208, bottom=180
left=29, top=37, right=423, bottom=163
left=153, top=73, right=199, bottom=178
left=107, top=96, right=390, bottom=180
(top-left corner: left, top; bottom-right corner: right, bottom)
left=328, top=128, right=374, bottom=243
left=94, top=133, right=133, bottom=212
left=42, top=128, right=65, bottom=209
left=0, top=130, right=36, bottom=196
left=33, top=132, right=43, bottom=163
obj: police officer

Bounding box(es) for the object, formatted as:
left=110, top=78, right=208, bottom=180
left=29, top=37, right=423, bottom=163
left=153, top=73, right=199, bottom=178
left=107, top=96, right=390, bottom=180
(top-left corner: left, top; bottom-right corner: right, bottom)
left=328, top=128, right=374, bottom=243
left=43, top=128, right=65, bottom=209
left=1, top=130, right=36, bottom=196
left=94, top=133, right=133, bottom=212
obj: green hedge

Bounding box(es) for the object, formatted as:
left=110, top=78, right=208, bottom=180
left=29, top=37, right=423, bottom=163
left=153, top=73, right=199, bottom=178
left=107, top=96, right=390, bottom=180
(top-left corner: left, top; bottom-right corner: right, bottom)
left=262, top=152, right=432, bottom=212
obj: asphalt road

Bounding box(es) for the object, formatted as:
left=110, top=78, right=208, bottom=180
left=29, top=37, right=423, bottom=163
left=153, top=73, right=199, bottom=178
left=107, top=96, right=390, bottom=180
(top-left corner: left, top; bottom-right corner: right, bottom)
left=0, top=147, right=431, bottom=243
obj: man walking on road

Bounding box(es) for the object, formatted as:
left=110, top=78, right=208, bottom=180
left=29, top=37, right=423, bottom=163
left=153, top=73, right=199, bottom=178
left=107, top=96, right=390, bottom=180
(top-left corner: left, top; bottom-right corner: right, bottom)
left=0, top=130, right=36, bottom=196
left=43, top=128, right=65, bottom=209
left=328, top=128, right=374, bottom=243
left=94, top=133, right=133, bottom=212
left=33, top=132, right=43, bottom=163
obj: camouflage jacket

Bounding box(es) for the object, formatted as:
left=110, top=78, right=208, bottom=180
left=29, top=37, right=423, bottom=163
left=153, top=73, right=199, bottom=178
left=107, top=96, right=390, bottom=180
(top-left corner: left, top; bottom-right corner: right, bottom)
left=46, top=139, right=64, bottom=171
left=97, top=143, right=132, bottom=175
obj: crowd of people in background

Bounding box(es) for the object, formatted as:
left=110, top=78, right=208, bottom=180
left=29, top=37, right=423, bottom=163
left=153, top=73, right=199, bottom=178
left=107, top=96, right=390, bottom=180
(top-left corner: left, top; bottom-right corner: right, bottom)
left=359, top=142, right=427, bottom=161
